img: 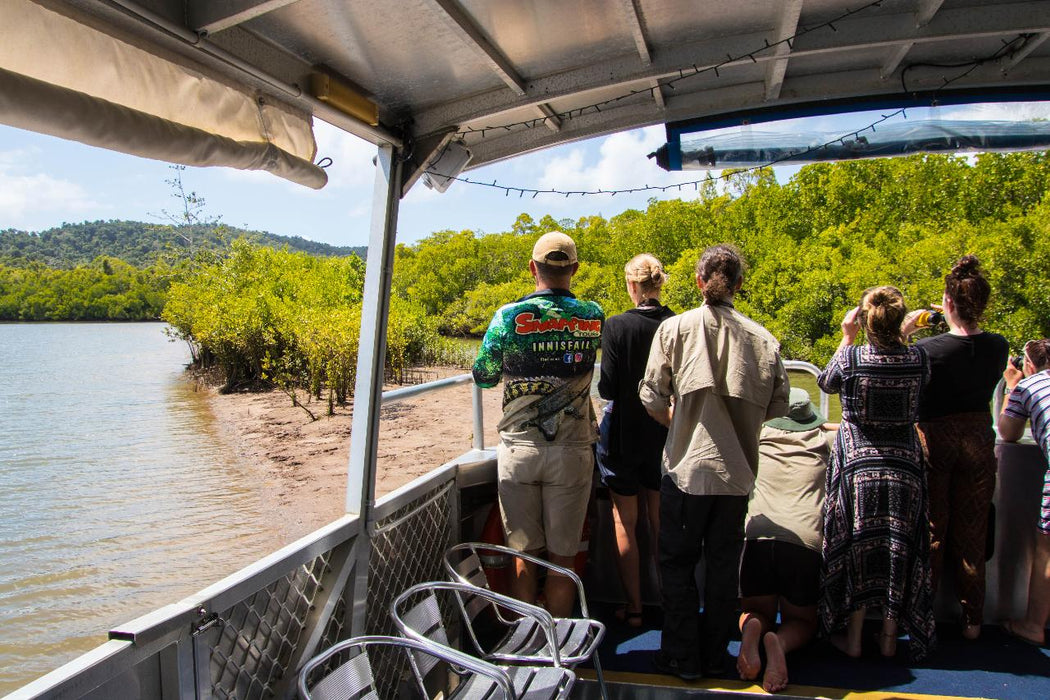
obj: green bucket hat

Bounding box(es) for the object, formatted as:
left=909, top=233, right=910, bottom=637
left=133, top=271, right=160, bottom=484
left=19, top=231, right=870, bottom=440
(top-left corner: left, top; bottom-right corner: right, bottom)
left=765, top=387, right=825, bottom=432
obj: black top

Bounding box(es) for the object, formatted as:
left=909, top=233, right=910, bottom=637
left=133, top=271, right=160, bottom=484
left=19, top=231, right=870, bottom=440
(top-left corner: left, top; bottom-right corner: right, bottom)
left=598, top=302, right=675, bottom=465
left=915, top=331, right=1009, bottom=420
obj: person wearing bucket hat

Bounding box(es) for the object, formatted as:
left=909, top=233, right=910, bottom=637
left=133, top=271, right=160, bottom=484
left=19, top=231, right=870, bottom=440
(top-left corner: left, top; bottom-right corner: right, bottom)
left=472, top=231, right=603, bottom=618
left=737, top=387, right=833, bottom=692
left=763, top=387, right=826, bottom=431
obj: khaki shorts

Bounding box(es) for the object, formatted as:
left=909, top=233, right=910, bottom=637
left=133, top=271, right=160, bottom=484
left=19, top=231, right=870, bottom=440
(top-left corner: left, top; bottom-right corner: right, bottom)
left=497, top=440, right=593, bottom=557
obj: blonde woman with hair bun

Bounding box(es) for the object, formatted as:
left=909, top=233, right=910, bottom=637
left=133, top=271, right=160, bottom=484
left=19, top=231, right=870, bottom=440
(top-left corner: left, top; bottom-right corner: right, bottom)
left=596, top=253, right=674, bottom=628
left=817, top=285, right=936, bottom=661
left=624, top=253, right=669, bottom=300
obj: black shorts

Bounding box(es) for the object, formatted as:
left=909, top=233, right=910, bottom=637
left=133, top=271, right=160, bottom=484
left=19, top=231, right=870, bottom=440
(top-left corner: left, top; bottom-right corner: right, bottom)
left=739, top=539, right=821, bottom=607
left=596, top=410, right=661, bottom=496
left=600, top=455, right=662, bottom=496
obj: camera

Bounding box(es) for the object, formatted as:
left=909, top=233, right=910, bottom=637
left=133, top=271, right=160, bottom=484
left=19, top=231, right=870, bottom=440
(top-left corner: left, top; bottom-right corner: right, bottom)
left=1010, top=355, right=1025, bottom=370
left=914, top=309, right=945, bottom=329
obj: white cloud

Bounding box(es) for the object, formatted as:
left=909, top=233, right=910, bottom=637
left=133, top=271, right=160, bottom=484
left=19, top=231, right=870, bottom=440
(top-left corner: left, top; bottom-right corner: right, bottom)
left=0, top=153, right=103, bottom=228
left=401, top=126, right=703, bottom=218
left=346, top=202, right=370, bottom=219
left=935, top=102, right=1050, bottom=121
left=0, top=146, right=38, bottom=168
left=534, top=127, right=702, bottom=207
left=394, top=126, right=719, bottom=241
left=313, top=120, right=378, bottom=190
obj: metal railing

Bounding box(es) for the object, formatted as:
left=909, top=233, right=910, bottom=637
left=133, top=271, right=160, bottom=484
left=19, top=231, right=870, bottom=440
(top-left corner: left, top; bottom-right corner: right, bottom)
left=783, top=360, right=829, bottom=419
left=10, top=375, right=485, bottom=700
left=381, top=373, right=485, bottom=451
left=381, top=361, right=830, bottom=458
left=12, top=361, right=831, bottom=699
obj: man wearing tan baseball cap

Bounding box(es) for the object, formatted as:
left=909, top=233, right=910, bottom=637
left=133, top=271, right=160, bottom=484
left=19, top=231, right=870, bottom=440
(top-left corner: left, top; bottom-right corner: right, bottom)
left=473, top=231, right=603, bottom=617
left=531, top=231, right=578, bottom=267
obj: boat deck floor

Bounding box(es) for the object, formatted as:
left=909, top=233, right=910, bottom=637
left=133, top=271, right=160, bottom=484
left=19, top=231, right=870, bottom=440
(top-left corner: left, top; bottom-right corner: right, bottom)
left=576, top=603, right=1050, bottom=699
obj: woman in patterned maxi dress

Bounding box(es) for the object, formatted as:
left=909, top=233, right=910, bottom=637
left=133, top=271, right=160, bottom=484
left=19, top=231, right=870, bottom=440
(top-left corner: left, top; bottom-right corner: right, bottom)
left=817, top=286, right=936, bottom=660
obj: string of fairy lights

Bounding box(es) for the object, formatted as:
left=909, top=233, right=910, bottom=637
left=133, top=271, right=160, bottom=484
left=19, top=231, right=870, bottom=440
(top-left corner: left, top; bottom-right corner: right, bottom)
left=431, top=107, right=909, bottom=199
left=411, top=1, right=1034, bottom=200
left=455, top=0, right=890, bottom=140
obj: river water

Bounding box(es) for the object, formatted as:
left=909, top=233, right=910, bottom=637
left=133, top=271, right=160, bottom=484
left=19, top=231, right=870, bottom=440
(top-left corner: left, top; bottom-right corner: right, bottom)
left=0, top=323, right=290, bottom=693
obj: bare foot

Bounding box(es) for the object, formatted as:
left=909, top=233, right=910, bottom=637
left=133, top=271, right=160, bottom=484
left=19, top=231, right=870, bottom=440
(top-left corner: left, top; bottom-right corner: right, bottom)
left=1003, top=619, right=1046, bottom=646
left=830, top=632, right=861, bottom=658
left=962, top=623, right=981, bottom=641
left=736, top=617, right=763, bottom=681
left=762, top=631, right=788, bottom=693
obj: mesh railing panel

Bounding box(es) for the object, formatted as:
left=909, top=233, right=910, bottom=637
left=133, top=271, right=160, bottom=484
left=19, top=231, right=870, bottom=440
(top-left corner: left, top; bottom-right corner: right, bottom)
left=208, top=552, right=332, bottom=699
left=318, top=593, right=348, bottom=654
left=365, top=479, right=457, bottom=696
left=199, top=477, right=457, bottom=699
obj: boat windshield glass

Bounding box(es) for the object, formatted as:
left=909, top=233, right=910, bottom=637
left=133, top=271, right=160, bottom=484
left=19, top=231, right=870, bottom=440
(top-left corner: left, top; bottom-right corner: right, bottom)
left=655, top=100, right=1050, bottom=171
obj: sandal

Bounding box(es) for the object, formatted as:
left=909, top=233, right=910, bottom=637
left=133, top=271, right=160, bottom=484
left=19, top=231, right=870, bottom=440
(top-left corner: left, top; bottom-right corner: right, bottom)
left=615, top=606, right=644, bottom=628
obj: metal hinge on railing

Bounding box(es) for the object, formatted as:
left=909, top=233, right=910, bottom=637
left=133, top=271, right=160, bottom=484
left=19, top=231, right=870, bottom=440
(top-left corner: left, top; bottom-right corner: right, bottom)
left=192, top=607, right=223, bottom=636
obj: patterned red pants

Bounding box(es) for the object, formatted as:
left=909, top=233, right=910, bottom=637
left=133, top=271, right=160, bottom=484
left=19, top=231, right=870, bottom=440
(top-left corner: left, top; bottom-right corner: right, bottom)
left=917, top=413, right=997, bottom=627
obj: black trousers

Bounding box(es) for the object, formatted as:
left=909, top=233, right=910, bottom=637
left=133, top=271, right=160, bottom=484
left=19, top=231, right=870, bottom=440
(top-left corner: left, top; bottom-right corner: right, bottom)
left=659, top=475, right=747, bottom=669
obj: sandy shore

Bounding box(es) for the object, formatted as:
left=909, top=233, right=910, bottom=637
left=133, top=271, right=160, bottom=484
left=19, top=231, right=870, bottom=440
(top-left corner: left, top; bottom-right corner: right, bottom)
left=202, top=367, right=503, bottom=543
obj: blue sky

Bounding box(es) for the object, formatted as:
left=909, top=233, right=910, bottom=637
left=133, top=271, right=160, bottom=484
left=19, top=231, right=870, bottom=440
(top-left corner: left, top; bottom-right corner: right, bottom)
left=0, top=121, right=705, bottom=248
left=1, top=101, right=1043, bottom=248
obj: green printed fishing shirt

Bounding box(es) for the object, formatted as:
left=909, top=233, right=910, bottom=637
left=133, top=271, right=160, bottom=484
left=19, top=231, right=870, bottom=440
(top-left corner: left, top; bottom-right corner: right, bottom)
left=473, top=289, right=604, bottom=444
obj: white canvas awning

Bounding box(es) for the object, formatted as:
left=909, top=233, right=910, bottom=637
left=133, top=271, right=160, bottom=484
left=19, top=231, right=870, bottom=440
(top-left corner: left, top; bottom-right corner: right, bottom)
left=0, top=0, right=326, bottom=188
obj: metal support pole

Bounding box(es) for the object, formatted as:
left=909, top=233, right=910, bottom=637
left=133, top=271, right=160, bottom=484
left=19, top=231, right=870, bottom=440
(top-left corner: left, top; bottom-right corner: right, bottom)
left=346, top=143, right=402, bottom=635
left=471, top=383, right=485, bottom=451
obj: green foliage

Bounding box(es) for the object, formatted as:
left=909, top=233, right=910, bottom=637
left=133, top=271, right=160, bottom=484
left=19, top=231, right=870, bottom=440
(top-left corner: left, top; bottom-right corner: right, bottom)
left=391, top=152, right=1050, bottom=364
left=391, top=230, right=481, bottom=315
left=0, top=256, right=167, bottom=320
left=164, top=240, right=371, bottom=393
left=0, top=220, right=365, bottom=268
left=161, top=240, right=454, bottom=405
left=442, top=279, right=533, bottom=335
left=11, top=151, right=1050, bottom=391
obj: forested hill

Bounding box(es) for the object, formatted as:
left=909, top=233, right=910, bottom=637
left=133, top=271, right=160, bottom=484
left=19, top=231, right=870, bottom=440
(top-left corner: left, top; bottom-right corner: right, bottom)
left=0, top=220, right=365, bottom=267
left=391, top=151, right=1050, bottom=364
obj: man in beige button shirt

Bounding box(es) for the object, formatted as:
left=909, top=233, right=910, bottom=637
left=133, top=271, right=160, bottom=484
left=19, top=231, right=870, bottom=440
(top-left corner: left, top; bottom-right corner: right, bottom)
left=640, top=244, right=790, bottom=680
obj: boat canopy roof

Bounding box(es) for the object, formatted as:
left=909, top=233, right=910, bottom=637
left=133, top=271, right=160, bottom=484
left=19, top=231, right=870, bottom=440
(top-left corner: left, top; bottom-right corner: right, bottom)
left=4, top=0, right=1050, bottom=190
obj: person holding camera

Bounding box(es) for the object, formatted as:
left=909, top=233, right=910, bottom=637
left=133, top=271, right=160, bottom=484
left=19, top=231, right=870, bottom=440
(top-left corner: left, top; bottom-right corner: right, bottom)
left=818, top=286, right=935, bottom=660
left=902, top=255, right=1008, bottom=640
left=998, top=338, right=1050, bottom=646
